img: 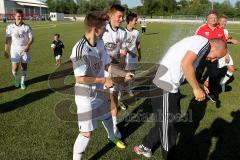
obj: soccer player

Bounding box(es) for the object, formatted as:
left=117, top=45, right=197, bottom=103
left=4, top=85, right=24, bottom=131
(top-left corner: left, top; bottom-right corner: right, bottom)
left=70, top=11, right=133, bottom=160
left=5, top=9, right=33, bottom=90
left=217, top=15, right=238, bottom=91
left=51, top=33, right=65, bottom=65
left=124, top=12, right=141, bottom=96
left=140, top=17, right=147, bottom=35
left=134, top=36, right=227, bottom=159
left=195, top=11, right=226, bottom=102
left=102, top=4, right=127, bottom=138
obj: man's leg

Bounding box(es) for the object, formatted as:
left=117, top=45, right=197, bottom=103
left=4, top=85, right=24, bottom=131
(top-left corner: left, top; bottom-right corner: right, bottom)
left=73, top=131, right=91, bottom=160
left=109, top=90, right=122, bottom=138
left=12, top=63, right=19, bottom=87
left=207, top=60, right=219, bottom=98
left=20, top=63, right=27, bottom=90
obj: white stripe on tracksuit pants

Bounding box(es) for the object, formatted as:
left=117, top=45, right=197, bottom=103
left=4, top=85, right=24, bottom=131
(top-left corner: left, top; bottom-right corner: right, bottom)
left=142, top=89, right=180, bottom=159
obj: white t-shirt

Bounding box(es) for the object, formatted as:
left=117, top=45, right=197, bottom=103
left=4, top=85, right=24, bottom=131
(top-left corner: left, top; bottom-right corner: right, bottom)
left=125, top=28, right=140, bottom=57
left=6, top=23, right=33, bottom=49
left=153, top=35, right=210, bottom=93
left=102, top=23, right=127, bottom=62
left=140, top=19, right=147, bottom=28
left=224, top=29, right=229, bottom=39
left=70, top=36, right=110, bottom=91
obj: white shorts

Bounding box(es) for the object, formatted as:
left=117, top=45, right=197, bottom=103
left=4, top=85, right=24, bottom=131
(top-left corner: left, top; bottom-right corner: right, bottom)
left=218, top=54, right=234, bottom=68
left=75, top=84, right=111, bottom=132
left=10, top=48, right=31, bottom=64
left=55, top=55, right=61, bottom=60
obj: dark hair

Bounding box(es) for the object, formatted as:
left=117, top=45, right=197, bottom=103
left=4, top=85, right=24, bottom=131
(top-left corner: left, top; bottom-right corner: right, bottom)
left=15, top=9, right=23, bottom=15
left=54, top=34, right=60, bottom=38
left=109, top=4, right=125, bottom=13
left=126, top=12, right=137, bottom=24
left=206, top=10, right=218, bottom=18
left=84, top=11, right=108, bottom=28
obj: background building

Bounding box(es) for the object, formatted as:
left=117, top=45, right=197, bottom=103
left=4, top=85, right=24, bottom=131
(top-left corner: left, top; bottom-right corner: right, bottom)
left=0, top=0, right=48, bottom=20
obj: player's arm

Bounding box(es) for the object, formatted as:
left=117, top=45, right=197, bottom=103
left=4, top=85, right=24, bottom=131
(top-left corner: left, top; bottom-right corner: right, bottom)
left=24, top=37, right=33, bottom=52
left=75, top=76, right=113, bottom=88
left=136, top=41, right=141, bottom=61
left=226, top=38, right=238, bottom=45
left=4, top=37, right=11, bottom=58
left=108, top=64, right=134, bottom=82
left=181, top=50, right=206, bottom=101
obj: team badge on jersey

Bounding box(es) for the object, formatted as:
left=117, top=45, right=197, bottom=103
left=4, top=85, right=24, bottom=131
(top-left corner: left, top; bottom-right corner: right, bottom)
left=205, top=32, right=210, bottom=36
left=105, top=42, right=117, bottom=51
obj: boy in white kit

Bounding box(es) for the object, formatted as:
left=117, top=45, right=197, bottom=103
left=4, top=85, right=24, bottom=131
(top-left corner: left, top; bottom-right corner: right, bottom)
left=124, top=12, right=141, bottom=96
left=217, top=15, right=238, bottom=92
left=70, top=11, right=134, bottom=160
left=102, top=4, right=128, bottom=138
left=5, top=9, right=33, bottom=90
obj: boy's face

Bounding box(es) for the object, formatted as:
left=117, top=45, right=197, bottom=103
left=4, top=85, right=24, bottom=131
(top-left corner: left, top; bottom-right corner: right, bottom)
left=129, top=17, right=137, bottom=28
left=219, top=18, right=227, bottom=28
left=207, top=14, right=218, bottom=26
left=110, top=11, right=124, bottom=27
left=15, top=13, right=23, bottom=24
left=54, top=36, right=59, bottom=41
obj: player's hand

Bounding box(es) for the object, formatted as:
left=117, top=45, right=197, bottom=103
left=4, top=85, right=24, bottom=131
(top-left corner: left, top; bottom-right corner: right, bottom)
left=204, top=80, right=209, bottom=88
left=24, top=45, right=30, bottom=52
left=4, top=51, right=9, bottom=58
left=104, top=78, right=113, bottom=88
left=203, top=85, right=210, bottom=94
left=124, top=72, right=134, bottom=82
left=230, top=39, right=238, bottom=45
left=193, top=88, right=206, bottom=102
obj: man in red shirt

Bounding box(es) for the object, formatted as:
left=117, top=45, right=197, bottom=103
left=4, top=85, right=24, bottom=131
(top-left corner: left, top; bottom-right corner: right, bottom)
left=195, top=11, right=225, bottom=103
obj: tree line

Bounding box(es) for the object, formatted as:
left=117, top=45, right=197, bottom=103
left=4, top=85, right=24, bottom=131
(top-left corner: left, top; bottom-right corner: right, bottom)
left=45, top=0, right=240, bottom=18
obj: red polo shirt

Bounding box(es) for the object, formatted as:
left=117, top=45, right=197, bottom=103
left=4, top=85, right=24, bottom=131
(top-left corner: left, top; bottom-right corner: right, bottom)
left=195, top=23, right=226, bottom=41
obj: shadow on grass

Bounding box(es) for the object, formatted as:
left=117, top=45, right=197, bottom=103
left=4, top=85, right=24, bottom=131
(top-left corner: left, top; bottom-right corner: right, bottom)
left=0, top=73, right=50, bottom=93
left=0, top=85, right=73, bottom=113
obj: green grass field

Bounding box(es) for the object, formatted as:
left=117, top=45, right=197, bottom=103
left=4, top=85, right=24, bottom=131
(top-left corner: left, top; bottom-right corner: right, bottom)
left=0, top=21, right=240, bottom=160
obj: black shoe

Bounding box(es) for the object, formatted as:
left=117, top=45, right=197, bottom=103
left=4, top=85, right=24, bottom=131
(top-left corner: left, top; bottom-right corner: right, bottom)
left=216, top=100, right=221, bottom=108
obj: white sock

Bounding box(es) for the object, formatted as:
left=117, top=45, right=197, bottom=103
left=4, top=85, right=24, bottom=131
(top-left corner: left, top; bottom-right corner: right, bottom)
left=21, top=70, right=27, bottom=84
left=221, top=71, right=233, bottom=84
left=12, top=70, right=18, bottom=79
left=102, top=117, right=116, bottom=141
left=112, top=116, right=118, bottom=128
left=73, top=134, right=90, bottom=160
left=118, top=91, right=121, bottom=101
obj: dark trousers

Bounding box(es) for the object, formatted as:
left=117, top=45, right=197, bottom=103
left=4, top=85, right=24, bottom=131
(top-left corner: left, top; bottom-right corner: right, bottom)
left=196, top=59, right=219, bottom=96
left=142, top=27, right=146, bottom=33
left=142, top=90, right=180, bottom=160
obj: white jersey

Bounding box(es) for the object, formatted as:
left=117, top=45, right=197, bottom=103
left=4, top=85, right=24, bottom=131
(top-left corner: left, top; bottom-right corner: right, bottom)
left=125, top=28, right=140, bottom=56
left=153, top=35, right=210, bottom=93
left=224, top=29, right=229, bottom=39
left=102, top=23, right=127, bottom=62
left=70, top=36, right=110, bottom=92
left=6, top=23, right=33, bottom=49
left=140, top=19, right=147, bottom=28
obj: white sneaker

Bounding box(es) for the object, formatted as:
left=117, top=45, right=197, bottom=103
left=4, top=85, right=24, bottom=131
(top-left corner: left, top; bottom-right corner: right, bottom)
left=221, top=83, right=226, bottom=92
left=134, top=144, right=152, bottom=158
left=128, top=90, right=134, bottom=97
left=114, top=127, right=122, bottom=139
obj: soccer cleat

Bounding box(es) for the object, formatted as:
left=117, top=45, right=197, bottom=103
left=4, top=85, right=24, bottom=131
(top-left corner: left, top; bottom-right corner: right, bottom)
left=114, top=127, right=122, bottom=139
left=14, top=78, right=20, bottom=87
left=109, top=139, right=126, bottom=149
left=221, top=84, right=226, bottom=92
left=134, top=144, right=152, bottom=158
left=119, top=101, right=127, bottom=110
left=20, top=83, right=26, bottom=90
